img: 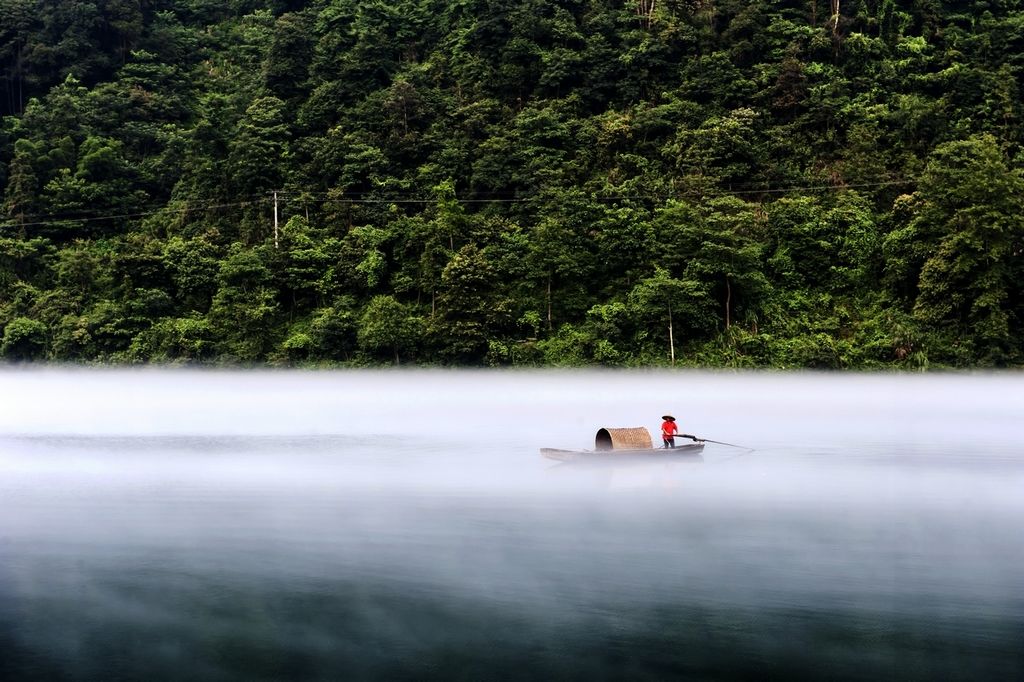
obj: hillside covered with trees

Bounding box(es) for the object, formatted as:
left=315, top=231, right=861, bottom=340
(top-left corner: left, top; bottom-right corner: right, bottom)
left=1, top=0, right=1022, bottom=367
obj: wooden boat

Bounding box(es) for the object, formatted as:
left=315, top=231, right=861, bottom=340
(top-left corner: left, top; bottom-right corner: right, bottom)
left=541, top=443, right=704, bottom=462
left=541, top=427, right=705, bottom=463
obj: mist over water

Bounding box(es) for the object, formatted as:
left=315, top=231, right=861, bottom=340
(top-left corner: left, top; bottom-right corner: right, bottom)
left=1, top=369, right=1022, bottom=680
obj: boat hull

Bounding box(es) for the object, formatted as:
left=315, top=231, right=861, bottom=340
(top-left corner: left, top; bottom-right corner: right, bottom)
left=541, top=443, right=705, bottom=463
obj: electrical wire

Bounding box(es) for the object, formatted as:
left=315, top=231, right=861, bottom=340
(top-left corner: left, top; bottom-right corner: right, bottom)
left=0, top=178, right=917, bottom=232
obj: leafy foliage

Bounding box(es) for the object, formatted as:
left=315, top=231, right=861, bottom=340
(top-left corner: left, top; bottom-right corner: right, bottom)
left=1, top=0, right=1023, bottom=367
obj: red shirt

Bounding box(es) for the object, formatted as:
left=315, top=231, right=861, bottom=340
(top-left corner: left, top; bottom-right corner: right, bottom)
left=661, top=420, right=678, bottom=438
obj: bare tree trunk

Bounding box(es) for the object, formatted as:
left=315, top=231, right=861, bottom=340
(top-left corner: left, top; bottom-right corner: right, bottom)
left=724, top=276, right=732, bottom=329
left=830, top=0, right=840, bottom=36
left=273, top=191, right=279, bottom=249
left=668, top=302, right=675, bottom=366
left=636, top=0, right=656, bottom=29
left=547, top=274, right=553, bottom=331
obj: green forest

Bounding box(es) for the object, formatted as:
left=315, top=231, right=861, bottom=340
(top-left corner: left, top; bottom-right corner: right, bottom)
left=1, top=0, right=1022, bottom=367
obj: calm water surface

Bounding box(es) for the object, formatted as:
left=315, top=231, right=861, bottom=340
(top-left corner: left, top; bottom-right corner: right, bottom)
left=0, top=369, right=1022, bottom=680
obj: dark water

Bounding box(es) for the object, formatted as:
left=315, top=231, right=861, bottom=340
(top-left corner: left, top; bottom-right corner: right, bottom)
left=1, top=369, right=1022, bottom=680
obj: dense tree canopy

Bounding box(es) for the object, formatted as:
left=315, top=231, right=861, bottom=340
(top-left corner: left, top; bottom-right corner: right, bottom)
left=1, top=0, right=1023, bottom=367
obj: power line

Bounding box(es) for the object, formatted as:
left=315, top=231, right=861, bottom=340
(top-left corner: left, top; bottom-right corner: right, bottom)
left=277, top=178, right=915, bottom=202
left=0, top=197, right=274, bottom=231
left=0, top=178, right=917, bottom=232
left=716, top=179, right=915, bottom=195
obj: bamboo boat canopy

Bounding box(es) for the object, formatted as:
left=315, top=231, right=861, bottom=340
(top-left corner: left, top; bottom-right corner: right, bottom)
left=595, top=427, right=653, bottom=451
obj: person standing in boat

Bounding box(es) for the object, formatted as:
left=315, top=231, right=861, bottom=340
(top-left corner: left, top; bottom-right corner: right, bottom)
left=661, top=415, right=678, bottom=448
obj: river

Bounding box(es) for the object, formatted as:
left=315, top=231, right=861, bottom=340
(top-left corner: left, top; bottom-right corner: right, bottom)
left=0, top=368, right=1021, bottom=680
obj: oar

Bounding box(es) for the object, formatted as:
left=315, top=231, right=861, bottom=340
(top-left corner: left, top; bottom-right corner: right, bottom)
left=679, top=433, right=754, bottom=451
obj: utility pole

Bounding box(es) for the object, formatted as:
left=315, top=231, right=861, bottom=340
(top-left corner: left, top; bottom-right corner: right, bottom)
left=272, top=189, right=280, bottom=248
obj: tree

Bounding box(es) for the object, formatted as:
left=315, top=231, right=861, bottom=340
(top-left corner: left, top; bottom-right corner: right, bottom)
left=0, top=236, right=52, bottom=290
left=2, top=137, right=37, bottom=233
left=1, top=315, right=46, bottom=359
left=669, top=107, right=762, bottom=190
left=887, top=135, right=1024, bottom=363
left=429, top=243, right=513, bottom=363
left=126, top=314, right=214, bottom=363
left=264, top=12, right=315, bottom=102
left=278, top=217, right=340, bottom=312
left=656, top=197, right=768, bottom=332
left=358, top=294, right=422, bottom=364
left=526, top=189, right=602, bottom=330
left=0, top=0, right=35, bottom=115
left=164, top=235, right=222, bottom=313
left=208, top=245, right=280, bottom=361
left=228, top=96, right=289, bottom=197
left=628, top=266, right=710, bottom=365
left=308, top=297, right=358, bottom=361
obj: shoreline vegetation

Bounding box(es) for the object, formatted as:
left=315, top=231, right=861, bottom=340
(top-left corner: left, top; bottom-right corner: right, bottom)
left=1, top=2, right=1022, bottom=368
